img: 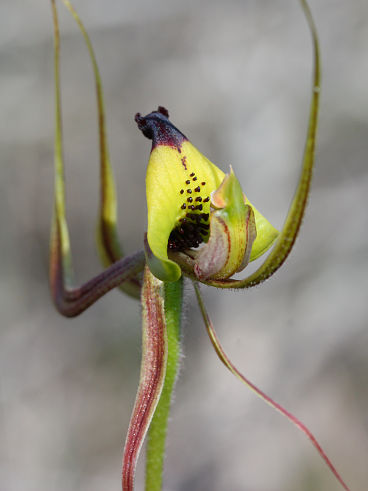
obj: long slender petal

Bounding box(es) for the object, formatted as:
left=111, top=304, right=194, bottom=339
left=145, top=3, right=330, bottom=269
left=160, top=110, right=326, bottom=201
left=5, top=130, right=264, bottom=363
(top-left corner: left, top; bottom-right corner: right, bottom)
left=194, top=283, right=350, bottom=491
left=122, top=267, right=167, bottom=491
left=198, top=0, right=320, bottom=289
left=57, top=0, right=141, bottom=298
left=50, top=0, right=73, bottom=290
left=49, top=0, right=145, bottom=316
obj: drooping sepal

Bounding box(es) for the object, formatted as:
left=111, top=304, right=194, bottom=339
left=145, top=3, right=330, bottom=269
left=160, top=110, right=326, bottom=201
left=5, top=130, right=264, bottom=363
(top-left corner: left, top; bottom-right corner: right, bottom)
left=194, top=283, right=350, bottom=491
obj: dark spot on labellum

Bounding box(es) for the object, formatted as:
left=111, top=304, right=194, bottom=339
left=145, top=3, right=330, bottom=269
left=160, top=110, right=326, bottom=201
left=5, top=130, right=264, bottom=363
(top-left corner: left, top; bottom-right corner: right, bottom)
left=203, top=197, right=210, bottom=202
left=187, top=189, right=192, bottom=194
left=168, top=184, right=211, bottom=252
left=193, top=177, right=197, bottom=181
left=180, top=189, right=184, bottom=194
left=194, top=186, right=200, bottom=192
left=181, top=156, right=187, bottom=169
left=201, top=182, right=206, bottom=186
left=186, top=180, right=191, bottom=185
left=190, top=172, right=195, bottom=177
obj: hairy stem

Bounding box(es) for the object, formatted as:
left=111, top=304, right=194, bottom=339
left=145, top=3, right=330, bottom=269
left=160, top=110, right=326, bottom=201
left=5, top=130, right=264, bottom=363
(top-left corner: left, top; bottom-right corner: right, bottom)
left=122, top=267, right=167, bottom=491
left=145, top=279, right=183, bottom=491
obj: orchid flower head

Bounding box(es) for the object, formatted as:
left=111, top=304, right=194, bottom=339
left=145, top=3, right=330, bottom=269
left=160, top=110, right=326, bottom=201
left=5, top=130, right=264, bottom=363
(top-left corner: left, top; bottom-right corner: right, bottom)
left=136, top=107, right=279, bottom=282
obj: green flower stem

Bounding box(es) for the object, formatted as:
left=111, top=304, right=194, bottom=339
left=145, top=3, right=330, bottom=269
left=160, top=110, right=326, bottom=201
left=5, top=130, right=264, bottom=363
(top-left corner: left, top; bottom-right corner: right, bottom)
left=145, top=278, right=183, bottom=491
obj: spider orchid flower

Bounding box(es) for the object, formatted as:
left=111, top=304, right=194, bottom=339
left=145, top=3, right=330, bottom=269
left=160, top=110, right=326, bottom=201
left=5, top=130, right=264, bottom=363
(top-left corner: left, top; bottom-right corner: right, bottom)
left=136, top=106, right=278, bottom=283
left=49, top=1, right=350, bottom=491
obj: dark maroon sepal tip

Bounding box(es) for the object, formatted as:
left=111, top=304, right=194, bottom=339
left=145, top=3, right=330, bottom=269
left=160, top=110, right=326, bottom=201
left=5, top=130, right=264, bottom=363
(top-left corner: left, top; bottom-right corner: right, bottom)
left=135, top=106, right=187, bottom=150
left=157, top=106, right=169, bottom=118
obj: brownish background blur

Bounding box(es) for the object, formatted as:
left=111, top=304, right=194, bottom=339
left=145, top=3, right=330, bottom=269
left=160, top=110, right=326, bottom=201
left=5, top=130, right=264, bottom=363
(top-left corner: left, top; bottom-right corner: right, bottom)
left=1, top=1, right=367, bottom=490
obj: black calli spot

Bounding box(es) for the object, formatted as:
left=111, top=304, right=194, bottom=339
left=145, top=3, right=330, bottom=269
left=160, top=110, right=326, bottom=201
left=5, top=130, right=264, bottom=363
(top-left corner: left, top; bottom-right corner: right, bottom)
left=169, top=189, right=211, bottom=251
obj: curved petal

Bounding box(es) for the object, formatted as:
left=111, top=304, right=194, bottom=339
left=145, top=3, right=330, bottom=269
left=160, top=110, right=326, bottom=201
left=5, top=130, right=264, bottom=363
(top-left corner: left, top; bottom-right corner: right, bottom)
left=196, top=0, right=321, bottom=290
left=57, top=0, right=141, bottom=298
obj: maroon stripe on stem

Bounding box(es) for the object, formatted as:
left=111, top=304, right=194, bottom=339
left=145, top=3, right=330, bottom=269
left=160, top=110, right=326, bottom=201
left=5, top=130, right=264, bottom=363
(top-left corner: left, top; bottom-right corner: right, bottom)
left=122, top=267, right=167, bottom=491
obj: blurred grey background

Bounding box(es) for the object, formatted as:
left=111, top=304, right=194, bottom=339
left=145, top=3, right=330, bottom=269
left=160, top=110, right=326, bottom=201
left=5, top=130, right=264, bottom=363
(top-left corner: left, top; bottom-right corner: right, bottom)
left=1, top=0, right=367, bottom=490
